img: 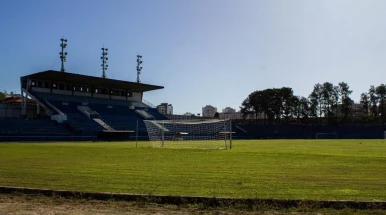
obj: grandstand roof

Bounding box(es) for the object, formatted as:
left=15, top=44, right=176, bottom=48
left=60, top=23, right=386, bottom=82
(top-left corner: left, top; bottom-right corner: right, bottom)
left=21, top=70, right=164, bottom=92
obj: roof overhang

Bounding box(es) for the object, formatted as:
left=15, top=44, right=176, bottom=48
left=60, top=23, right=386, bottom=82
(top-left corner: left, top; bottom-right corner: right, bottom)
left=21, top=70, right=164, bottom=92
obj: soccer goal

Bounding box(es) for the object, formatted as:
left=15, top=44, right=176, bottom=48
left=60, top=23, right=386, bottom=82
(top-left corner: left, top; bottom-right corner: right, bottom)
left=144, top=119, right=233, bottom=149
left=316, top=132, right=338, bottom=139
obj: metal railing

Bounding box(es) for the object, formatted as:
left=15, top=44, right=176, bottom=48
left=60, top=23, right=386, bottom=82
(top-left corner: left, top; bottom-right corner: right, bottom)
left=142, top=99, right=156, bottom=108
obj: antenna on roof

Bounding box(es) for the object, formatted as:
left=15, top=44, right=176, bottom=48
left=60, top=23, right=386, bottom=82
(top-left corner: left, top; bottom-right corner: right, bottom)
left=101, top=46, right=108, bottom=79
left=59, top=38, right=68, bottom=72
left=136, top=55, right=143, bottom=83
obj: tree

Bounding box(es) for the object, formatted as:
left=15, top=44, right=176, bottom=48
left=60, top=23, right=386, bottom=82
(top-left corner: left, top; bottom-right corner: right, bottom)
left=240, top=91, right=263, bottom=123
left=360, top=92, right=369, bottom=115
left=297, top=97, right=310, bottom=120
left=376, top=84, right=386, bottom=125
left=369, top=85, right=378, bottom=118
left=279, top=87, right=295, bottom=123
left=331, top=85, right=340, bottom=119
left=0, top=90, right=7, bottom=102
left=213, top=112, right=219, bottom=119
left=309, top=83, right=323, bottom=121
left=240, top=97, right=254, bottom=120
left=291, top=96, right=301, bottom=122
left=249, top=91, right=265, bottom=123
left=322, top=82, right=334, bottom=120
left=183, top=112, right=195, bottom=116
left=338, top=82, right=353, bottom=122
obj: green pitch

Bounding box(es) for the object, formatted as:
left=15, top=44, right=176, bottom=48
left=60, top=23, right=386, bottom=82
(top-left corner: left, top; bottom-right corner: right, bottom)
left=1, top=139, right=386, bottom=200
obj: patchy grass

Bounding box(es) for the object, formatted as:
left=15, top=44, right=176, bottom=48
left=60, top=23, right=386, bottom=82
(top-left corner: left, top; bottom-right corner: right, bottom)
left=0, top=140, right=386, bottom=200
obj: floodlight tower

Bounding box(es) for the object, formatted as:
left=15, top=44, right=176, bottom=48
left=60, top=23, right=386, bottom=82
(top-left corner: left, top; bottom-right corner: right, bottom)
left=136, top=55, right=143, bottom=83
left=59, top=38, right=68, bottom=72
left=101, top=47, right=109, bottom=79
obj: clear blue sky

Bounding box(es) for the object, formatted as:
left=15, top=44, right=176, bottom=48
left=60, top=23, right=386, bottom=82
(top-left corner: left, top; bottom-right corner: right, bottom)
left=1, top=0, right=386, bottom=115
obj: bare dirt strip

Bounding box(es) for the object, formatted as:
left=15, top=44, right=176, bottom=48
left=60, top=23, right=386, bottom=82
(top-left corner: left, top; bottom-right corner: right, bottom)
left=0, top=193, right=304, bottom=215
left=1, top=186, right=386, bottom=214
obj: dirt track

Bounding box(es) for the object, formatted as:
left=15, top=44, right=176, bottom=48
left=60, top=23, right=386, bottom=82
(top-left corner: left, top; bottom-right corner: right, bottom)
left=2, top=194, right=386, bottom=215
left=0, top=194, right=277, bottom=215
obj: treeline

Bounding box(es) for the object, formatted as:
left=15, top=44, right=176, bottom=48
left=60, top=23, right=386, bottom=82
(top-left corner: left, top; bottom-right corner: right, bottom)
left=0, top=90, right=7, bottom=102
left=240, top=82, right=386, bottom=125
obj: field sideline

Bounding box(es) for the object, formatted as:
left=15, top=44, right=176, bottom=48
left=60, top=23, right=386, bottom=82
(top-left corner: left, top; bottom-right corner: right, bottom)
left=1, top=139, right=386, bottom=201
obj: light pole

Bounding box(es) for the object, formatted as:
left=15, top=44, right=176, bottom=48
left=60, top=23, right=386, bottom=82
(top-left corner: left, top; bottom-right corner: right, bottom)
left=101, top=47, right=108, bottom=79
left=136, top=55, right=143, bottom=83
left=59, top=38, right=68, bottom=72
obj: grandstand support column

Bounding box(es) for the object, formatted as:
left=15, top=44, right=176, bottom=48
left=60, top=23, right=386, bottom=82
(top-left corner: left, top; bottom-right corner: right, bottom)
left=36, top=102, right=40, bottom=118
left=21, top=91, right=27, bottom=119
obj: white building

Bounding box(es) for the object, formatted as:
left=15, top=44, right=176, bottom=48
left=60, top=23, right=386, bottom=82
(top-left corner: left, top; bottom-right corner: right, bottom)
left=202, top=105, right=217, bottom=118
left=157, top=103, right=173, bottom=115
left=222, top=107, right=236, bottom=113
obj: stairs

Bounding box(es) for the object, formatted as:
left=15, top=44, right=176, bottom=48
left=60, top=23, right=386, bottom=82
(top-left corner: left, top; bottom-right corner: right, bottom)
left=147, top=120, right=169, bottom=132
left=235, top=125, right=247, bottom=133
left=93, top=118, right=115, bottom=131
left=78, top=106, right=99, bottom=118
left=135, top=109, right=154, bottom=119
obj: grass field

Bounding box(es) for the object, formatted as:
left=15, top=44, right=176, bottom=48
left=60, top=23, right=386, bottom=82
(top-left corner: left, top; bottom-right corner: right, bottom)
left=1, top=139, right=386, bottom=201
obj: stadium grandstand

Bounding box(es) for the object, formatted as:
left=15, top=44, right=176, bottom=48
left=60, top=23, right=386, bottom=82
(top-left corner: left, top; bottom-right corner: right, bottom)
left=0, top=70, right=167, bottom=141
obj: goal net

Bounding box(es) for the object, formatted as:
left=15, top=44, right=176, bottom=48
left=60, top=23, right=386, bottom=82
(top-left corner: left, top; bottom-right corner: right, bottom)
left=316, top=132, right=338, bottom=139
left=144, top=119, right=233, bottom=149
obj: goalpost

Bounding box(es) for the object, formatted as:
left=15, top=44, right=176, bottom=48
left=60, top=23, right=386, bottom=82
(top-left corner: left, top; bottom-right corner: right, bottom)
left=144, top=119, right=234, bottom=149
left=316, top=132, right=338, bottom=139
